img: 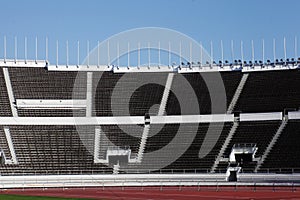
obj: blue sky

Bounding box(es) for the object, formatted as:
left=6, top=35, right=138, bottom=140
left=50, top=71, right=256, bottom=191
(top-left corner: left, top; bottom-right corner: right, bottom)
left=0, top=0, right=299, bottom=64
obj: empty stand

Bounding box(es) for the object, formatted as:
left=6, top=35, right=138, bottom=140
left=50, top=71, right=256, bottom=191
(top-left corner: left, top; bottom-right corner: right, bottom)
left=216, top=120, right=281, bottom=173
left=0, top=125, right=112, bottom=175
left=141, top=123, right=232, bottom=172
left=261, top=120, right=300, bottom=172
left=17, top=109, right=85, bottom=117
left=100, top=125, right=142, bottom=156
left=94, top=72, right=166, bottom=116
left=9, top=68, right=86, bottom=100
left=8, top=68, right=87, bottom=117
left=2, top=64, right=300, bottom=176
left=166, top=72, right=242, bottom=115
left=235, top=70, right=300, bottom=113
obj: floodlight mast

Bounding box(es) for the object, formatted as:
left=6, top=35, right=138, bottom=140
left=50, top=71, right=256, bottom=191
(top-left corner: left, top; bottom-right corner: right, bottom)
left=220, top=40, right=224, bottom=67
left=251, top=40, right=255, bottom=64
left=295, top=36, right=298, bottom=59
left=1, top=37, right=299, bottom=70
left=159, top=41, right=161, bottom=66
left=77, top=41, right=80, bottom=66
left=46, top=37, right=48, bottom=62
left=148, top=42, right=150, bottom=68
left=4, top=36, right=6, bottom=63
left=189, top=42, right=192, bottom=65
left=56, top=40, right=59, bottom=66
left=128, top=42, right=130, bottom=67
left=25, top=37, right=27, bottom=63
left=240, top=40, right=244, bottom=66
left=107, top=41, right=110, bottom=66
left=262, top=39, right=265, bottom=64
left=179, top=41, right=182, bottom=67
left=66, top=40, right=69, bottom=66
left=284, top=37, right=287, bottom=64
left=273, top=38, right=276, bottom=63
left=35, top=37, right=38, bottom=63
left=14, top=37, right=17, bottom=63
left=200, top=41, right=203, bottom=67
left=87, top=40, right=90, bottom=66
left=97, top=41, right=100, bottom=67
left=210, top=41, right=213, bottom=65
left=231, top=40, right=234, bottom=63
left=138, top=42, right=141, bottom=68
left=168, top=42, right=171, bottom=67
left=117, top=42, right=120, bottom=67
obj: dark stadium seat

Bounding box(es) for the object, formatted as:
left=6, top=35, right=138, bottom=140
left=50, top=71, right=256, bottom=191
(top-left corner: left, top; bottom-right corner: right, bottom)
left=235, top=70, right=300, bottom=113
left=166, top=72, right=242, bottom=115
left=261, top=120, right=300, bottom=171
left=2, top=63, right=300, bottom=176
left=0, top=125, right=112, bottom=175
left=8, top=67, right=87, bottom=117
left=216, top=120, right=281, bottom=173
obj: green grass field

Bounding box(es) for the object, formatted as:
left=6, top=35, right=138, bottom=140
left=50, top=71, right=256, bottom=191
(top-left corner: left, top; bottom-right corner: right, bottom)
left=0, top=194, right=93, bottom=200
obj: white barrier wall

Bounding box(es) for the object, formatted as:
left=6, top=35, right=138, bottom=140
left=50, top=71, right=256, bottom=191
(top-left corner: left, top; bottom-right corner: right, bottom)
left=240, top=112, right=282, bottom=121
left=0, top=115, right=234, bottom=125
left=288, top=111, right=300, bottom=120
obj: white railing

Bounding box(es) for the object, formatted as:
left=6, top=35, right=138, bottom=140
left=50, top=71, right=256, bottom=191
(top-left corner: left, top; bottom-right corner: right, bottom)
left=1, top=167, right=300, bottom=176
left=0, top=172, right=300, bottom=189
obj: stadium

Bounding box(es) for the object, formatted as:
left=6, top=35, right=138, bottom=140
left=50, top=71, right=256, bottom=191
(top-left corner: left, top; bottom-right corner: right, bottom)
left=0, top=26, right=300, bottom=199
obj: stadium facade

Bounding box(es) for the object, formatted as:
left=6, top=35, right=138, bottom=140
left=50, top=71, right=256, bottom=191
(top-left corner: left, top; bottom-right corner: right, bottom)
left=0, top=32, right=300, bottom=189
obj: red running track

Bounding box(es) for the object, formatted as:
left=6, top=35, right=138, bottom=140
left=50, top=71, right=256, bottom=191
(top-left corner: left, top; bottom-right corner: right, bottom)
left=1, top=186, right=300, bottom=200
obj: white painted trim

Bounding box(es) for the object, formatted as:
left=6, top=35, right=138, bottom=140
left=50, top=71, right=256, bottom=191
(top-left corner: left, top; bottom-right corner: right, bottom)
left=0, top=59, right=299, bottom=74
left=47, top=64, right=112, bottom=71
left=136, top=124, right=150, bottom=163
left=240, top=112, right=282, bottom=121
left=227, top=73, right=249, bottom=114
left=2, top=68, right=18, bottom=117
left=0, top=114, right=233, bottom=125
left=94, top=126, right=101, bottom=163
left=49, top=63, right=300, bottom=73
left=86, top=72, right=93, bottom=116
left=288, top=111, right=300, bottom=120
left=113, top=65, right=176, bottom=73
left=158, top=73, right=174, bottom=116
left=0, top=59, right=46, bottom=68
left=0, top=173, right=300, bottom=189
left=0, top=112, right=288, bottom=125
left=0, top=117, right=144, bottom=125
left=16, top=99, right=86, bottom=109
left=178, top=64, right=241, bottom=73
left=3, top=127, right=18, bottom=164
left=151, top=114, right=234, bottom=124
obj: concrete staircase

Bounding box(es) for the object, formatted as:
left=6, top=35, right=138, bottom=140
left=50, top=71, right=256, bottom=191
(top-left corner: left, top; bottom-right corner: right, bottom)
left=255, top=118, right=288, bottom=172
left=3, top=127, right=18, bottom=164
left=2, top=68, right=18, bottom=117
left=211, top=120, right=239, bottom=172
left=136, top=124, right=150, bottom=163
left=227, top=73, right=249, bottom=114
left=93, top=126, right=101, bottom=163
left=158, top=73, right=174, bottom=116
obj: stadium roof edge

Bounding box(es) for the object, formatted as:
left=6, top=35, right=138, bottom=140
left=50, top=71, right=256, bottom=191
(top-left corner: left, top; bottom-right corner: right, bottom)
left=0, top=59, right=299, bottom=73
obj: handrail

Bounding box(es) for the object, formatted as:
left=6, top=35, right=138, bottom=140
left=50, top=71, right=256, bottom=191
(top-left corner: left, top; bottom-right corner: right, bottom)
left=1, top=167, right=300, bottom=176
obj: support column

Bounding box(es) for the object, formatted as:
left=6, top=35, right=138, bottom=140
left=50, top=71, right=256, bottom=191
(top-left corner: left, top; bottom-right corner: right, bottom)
left=86, top=72, right=93, bottom=117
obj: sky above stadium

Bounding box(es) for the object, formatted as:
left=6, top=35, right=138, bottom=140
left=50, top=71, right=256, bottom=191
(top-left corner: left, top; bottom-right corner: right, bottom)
left=0, top=0, right=299, bottom=64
